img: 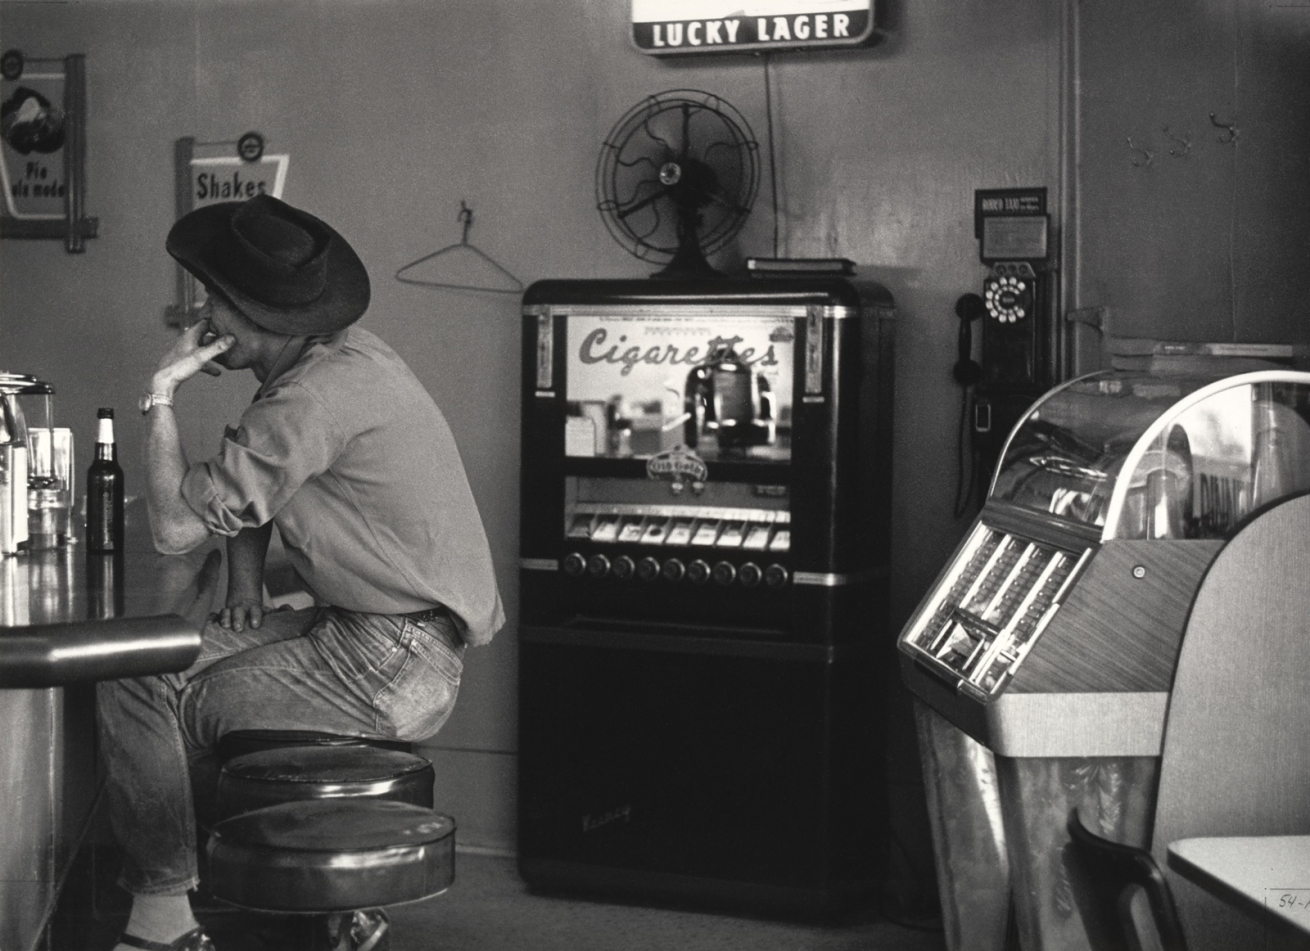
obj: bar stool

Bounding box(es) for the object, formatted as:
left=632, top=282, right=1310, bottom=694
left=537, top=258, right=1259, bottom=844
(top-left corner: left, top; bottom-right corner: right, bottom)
left=204, top=729, right=455, bottom=951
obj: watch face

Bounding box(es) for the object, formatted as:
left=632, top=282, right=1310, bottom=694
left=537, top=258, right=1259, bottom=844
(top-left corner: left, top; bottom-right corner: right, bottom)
left=139, top=394, right=154, bottom=414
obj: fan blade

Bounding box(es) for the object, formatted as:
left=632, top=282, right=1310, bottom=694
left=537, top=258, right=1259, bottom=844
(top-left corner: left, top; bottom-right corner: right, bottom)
left=642, top=113, right=675, bottom=156
left=680, top=103, right=691, bottom=163
left=616, top=185, right=673, bottom=221
left=704, top=186, right=751, bottom=216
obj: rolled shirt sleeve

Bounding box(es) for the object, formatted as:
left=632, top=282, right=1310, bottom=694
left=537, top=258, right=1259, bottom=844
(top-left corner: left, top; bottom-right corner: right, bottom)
left=180, top=381, right=344, bottom=537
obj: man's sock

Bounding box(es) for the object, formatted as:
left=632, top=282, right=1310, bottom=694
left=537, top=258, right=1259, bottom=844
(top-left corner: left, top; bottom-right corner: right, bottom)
left=116, top=892, right=200, bottom=948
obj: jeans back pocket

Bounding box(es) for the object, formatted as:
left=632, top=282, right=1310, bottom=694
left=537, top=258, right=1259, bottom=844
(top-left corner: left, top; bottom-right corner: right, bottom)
left=372, top=616, right=464, bottom=740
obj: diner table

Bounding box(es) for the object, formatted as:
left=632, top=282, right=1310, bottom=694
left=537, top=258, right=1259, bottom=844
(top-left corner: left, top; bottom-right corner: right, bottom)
left=1168, top=836, right=1310, bottom=945
left=0, top=500, right=220, bottom=951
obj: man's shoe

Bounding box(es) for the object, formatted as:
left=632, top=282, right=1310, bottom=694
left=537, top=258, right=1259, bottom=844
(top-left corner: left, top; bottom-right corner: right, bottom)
left=322, top=909, right=389, bottom=951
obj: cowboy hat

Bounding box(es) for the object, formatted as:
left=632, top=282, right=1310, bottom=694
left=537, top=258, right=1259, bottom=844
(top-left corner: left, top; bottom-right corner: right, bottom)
left=166, top=194, right=370, bottom=335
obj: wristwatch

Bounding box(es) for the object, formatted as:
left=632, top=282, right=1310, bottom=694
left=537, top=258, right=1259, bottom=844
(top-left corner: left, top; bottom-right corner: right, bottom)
left=139, top=392, right=175, bottom=415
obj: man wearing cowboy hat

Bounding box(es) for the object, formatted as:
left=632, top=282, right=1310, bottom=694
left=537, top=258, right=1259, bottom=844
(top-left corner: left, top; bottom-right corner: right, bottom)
left=97, top=194, right=504, bottom=951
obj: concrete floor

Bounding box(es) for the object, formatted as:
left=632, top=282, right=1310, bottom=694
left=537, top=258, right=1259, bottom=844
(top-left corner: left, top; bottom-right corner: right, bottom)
left=384, top=851, right=947, bottom=951
left=56, top=846, right=947, bottom=951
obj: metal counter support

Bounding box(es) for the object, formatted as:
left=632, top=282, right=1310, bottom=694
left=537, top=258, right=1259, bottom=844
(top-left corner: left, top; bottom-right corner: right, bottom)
left=0, top=503, right=219, bottom=951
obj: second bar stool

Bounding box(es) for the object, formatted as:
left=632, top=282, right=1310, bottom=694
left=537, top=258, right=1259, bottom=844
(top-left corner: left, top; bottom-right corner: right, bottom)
left=204, top=729, right=455, bottom=951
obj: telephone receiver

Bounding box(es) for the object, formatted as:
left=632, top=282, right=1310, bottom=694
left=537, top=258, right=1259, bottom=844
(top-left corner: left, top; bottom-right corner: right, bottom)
left=953, top=293, right=985, bottom=386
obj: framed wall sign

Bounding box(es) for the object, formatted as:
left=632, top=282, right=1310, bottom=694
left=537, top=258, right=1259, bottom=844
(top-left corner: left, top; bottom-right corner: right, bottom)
left=165, top=134, right=289, bottom=325
left=631, top=0, right=878, bottom=56
left=0, top=50, right=97, bottom=251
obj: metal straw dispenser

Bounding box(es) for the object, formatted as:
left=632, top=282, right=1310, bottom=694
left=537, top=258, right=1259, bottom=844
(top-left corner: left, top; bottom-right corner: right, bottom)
left=899, top=368, right=1310, bottom=951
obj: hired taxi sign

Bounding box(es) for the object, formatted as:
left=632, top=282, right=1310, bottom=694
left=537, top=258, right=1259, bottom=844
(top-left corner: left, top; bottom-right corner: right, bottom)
left=632, top=0, right=877, bottom=55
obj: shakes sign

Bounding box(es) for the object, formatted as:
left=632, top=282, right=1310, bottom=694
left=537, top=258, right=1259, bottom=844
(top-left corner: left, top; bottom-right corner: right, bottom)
left=632, top=0, right=877, bottom=55
left=188, top=137, right=288, bottom=210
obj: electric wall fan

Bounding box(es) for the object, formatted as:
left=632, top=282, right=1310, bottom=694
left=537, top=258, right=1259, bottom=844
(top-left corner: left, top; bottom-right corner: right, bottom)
left=596, top=89, right=760, bottom=278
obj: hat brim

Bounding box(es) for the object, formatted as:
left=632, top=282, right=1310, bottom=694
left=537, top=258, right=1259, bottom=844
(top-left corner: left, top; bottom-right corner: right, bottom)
left=166, top=201, right=371, bottom=335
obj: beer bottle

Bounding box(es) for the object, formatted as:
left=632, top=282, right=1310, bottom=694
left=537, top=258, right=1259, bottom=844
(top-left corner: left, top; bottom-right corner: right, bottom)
left=86, top=407, right=124, bottom=552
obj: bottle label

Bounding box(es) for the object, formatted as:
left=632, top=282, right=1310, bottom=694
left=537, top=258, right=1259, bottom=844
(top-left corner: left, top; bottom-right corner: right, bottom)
left=97, top=418, right=115, bottom=444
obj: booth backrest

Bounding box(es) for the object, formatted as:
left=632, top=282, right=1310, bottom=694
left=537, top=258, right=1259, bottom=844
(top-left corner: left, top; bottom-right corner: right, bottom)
left=1150, top=491, right=1310, bottom=951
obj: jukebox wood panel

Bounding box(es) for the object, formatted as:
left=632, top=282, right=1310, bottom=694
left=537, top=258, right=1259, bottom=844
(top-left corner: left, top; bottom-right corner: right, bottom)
left=517, top=277, right=895, bottom=916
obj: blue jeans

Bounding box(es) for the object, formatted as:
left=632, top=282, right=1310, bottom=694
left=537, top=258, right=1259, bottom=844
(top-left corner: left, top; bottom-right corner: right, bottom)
left=96, top=606, right=464, bottom=896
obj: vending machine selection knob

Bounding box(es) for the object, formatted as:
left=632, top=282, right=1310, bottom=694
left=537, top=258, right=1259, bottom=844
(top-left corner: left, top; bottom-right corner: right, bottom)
left=738, top=562, right=762, bottom=587
left=586, top=554, right=611, bottom=578
left=661, top=558, right=686, bottom=582
left=763, top=563, right=789, bottom=588
left=686, top=559, right=711, bottom=584
left=636, top=556, right=661, bottom=583
left=562, top=552, right=587, bottom=576
left=611, top=555, right=635, bottom=580
left=711, top=561, right=737, bottom=586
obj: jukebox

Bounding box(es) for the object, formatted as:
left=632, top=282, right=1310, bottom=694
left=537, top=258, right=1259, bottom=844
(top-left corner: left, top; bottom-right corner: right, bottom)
left=899, top=367, right=1310, bottom=950
left=517, top=277, right=895, bottom=915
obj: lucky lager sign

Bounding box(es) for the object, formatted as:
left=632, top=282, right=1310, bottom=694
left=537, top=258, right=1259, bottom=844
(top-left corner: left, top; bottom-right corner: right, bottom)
left=631, top=0, right=877, bottom=55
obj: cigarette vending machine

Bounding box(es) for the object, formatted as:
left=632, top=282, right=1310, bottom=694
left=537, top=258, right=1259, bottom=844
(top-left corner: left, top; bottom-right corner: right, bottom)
left=517, top=277, right=895, bottom=916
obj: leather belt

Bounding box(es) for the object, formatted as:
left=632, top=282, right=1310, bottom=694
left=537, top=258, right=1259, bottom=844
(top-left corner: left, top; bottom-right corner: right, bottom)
left=402, top=605, right=452, bottom=624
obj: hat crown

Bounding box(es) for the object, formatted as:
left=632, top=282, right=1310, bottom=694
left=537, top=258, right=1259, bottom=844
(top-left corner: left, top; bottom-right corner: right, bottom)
left=233, top=206, right=320, bottom=270
left=214, top=196, right=330, bottom=307
left=166, top=194, right=371, bottom=335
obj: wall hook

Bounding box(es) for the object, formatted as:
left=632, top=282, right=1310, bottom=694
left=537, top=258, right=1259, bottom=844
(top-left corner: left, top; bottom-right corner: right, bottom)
left=1127, top=137, right=1154, bottom=168
left=1162, top=125, right=1191, bottom=157
left=1208, top=112, right=1238, bottom=145
left=457, top=200, right=474, bottom=243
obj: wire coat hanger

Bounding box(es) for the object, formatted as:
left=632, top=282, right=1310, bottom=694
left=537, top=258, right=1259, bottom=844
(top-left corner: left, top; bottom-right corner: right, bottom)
left=395, top=201, right=524, bottom=295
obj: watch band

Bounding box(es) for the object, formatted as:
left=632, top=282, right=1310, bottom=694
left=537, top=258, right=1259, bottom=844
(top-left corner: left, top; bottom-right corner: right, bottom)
left=140, top=392, right=174, bottom=414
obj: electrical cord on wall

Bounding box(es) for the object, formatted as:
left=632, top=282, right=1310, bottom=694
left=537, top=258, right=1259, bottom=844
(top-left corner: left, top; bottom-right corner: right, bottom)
left=953, top=293, right=985, bottom=519
left=953, top=383, right=979, bottom=519
left=761, top=52, right=780, bottom=258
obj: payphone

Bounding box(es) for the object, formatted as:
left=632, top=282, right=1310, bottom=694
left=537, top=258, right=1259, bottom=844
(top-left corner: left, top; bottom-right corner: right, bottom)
left=955, top=188, right=1055, bottom=510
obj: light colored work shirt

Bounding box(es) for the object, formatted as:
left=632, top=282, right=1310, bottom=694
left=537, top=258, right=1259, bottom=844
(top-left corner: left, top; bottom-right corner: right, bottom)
left=180, top=326, right=504, bottom=646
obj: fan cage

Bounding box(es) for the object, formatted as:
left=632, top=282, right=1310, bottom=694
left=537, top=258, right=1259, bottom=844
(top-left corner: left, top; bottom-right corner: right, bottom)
left=595, top=88, right=760, bottom=264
